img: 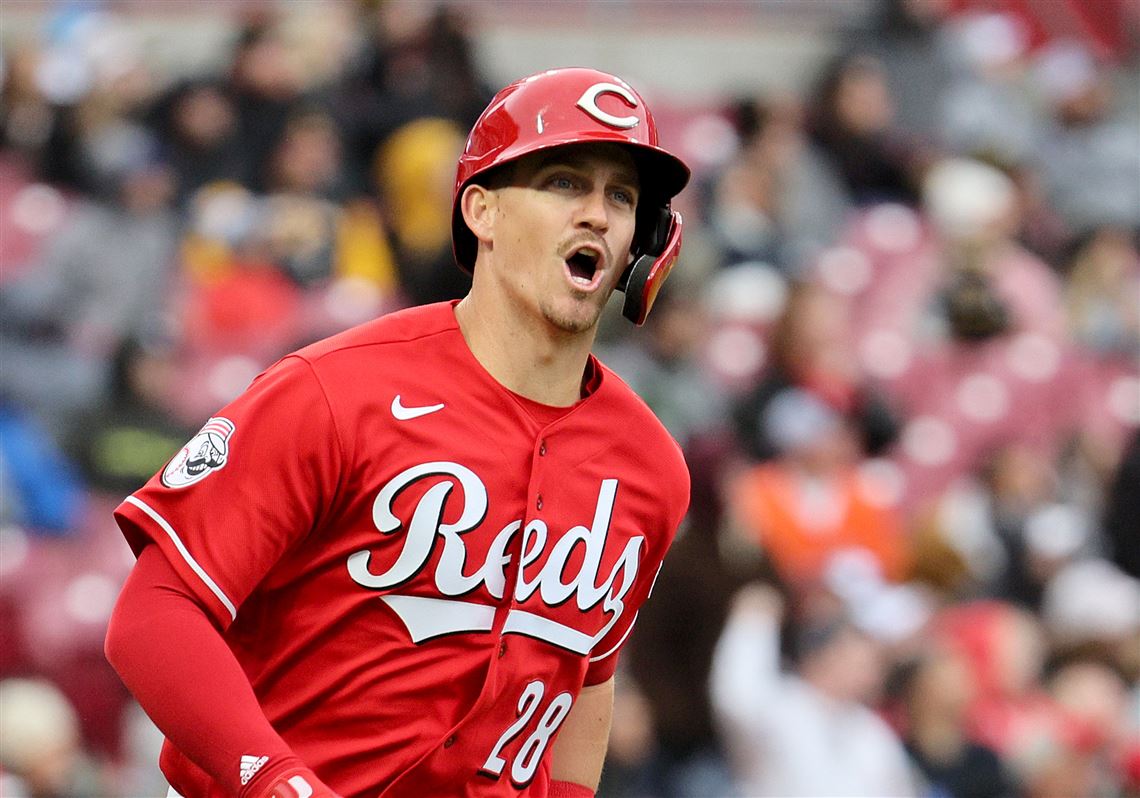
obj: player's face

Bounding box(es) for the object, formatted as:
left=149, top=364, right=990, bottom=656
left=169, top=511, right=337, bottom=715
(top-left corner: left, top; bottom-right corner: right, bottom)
left=488, top=143, right=640, bottom=335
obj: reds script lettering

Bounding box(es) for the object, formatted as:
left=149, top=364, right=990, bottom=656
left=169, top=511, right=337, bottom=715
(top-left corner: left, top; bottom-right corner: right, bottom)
left=346, top=461, right=643, bottom=651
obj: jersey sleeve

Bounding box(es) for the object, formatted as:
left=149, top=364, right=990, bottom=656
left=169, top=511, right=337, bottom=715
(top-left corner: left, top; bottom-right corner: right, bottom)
left=113, top=355, right=343, bottom=628
left=584, top=459, right=690, bottom=685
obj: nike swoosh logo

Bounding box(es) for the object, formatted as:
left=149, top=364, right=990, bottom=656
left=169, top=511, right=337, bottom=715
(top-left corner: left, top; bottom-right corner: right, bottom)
left=391, top=395, right=445, bottom=420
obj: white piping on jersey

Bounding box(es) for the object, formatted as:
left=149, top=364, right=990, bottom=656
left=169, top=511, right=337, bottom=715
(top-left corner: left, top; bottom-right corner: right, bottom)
left=124, top=496, right=238, bottom=621
left=588, top=610, right=638, bottom=663
left=583, top=562, right=662, bottom=663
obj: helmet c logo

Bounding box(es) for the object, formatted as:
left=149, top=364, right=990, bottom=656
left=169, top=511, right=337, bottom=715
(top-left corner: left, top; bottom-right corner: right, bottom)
left=576, top=82, right=640, bottom=130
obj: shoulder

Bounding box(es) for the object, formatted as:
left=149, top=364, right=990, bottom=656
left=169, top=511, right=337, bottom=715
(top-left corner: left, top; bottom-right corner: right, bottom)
left=590, top=358, right=689, bottom=501
left=595, top=360, right=685, bottom=454
left=245, top=303, right=463, bottom=410
left=292, top=302, right=460, bottom=366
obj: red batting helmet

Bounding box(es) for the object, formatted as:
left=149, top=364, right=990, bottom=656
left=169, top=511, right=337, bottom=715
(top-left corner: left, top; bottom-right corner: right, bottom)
left=451, top=67, right=691, bottom=325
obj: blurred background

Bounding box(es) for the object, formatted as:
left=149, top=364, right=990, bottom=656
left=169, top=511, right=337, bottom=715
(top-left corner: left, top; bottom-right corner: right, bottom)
left=0, top=1, right=1138, bottom=796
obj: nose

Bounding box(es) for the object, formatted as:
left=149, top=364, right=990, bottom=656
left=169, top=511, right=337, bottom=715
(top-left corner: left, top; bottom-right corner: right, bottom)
left=574, top=186, right=609, bottom=233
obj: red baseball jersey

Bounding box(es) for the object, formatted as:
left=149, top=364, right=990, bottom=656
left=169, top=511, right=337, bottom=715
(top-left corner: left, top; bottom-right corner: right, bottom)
left=114, top=301, right=690, bottom=798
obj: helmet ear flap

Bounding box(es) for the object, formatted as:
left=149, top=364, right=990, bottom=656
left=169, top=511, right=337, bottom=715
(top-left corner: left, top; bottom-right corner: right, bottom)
left=619, top=208, right=683, bottom=326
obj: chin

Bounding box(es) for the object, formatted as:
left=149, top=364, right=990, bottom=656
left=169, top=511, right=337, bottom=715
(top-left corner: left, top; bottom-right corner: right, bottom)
left=541, top=297, right=605, bottom=335
left=542, top=311, right=597, bottom=335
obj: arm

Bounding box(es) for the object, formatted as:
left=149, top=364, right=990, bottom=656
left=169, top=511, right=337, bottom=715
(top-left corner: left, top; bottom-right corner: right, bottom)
left=105, top=544, right=338, bottom=798
left=548, top=677, right=614, bottom=794
left=708, top=584, right=783, bottom=736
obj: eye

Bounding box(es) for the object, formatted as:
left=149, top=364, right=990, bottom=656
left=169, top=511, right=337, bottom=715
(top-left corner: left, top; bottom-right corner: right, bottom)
left=610, top=187, right=636, bottom=207
left=545, top=173, right=579, bottom=191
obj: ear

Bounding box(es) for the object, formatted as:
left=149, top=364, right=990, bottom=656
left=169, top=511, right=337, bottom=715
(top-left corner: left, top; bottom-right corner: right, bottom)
left=460, top=183, right=496, bottom=246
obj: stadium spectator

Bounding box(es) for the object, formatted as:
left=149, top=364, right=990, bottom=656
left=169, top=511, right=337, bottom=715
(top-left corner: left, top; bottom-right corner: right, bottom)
left=1046, top=657, right=1139, bottom=796
left=1062, top=225, right=1140, bottom=357
left=938, top=12, right=1040, bottom=163
left=0, top=677, right=106, bottom=798
left=842, top=0, right=959, bottom=146
left=146, top=78, right=244, bottom=208
left=804, top=52, right=924, bottom=211
left=731, top=282, right=900, bottom=463
left=0, top=401, right=87, bottom=534
left=711, top=584, right=918, bottom=797
left=922, top=156, right=1066, bottom=340
left=0, top=125, right=177, bottom=436
left=259, top=109, right=352, bottom=285
left=932, top=600, right=1078, bottom=789
left=728, top=388, right=910, bottom=596
left=705, top=96, right=809, bottom=271
left=599, top=285, right=728, bottom=449
left=30, top=9, right=157, bottom=196
left=916, top=442, right=1096, bottom=608
left=1033, top=41, right=1140, bottom=237
left=330, top=4, right=491, bottom=198
left=894, top=647, right=1017, bottom=798
left=65, top=335, right=197, bottom=497
left=226, top=19, right=308, bottom=193
left=373, top=116, right=472, bottom=306
left=1103, top=430, right=1140, bottom=579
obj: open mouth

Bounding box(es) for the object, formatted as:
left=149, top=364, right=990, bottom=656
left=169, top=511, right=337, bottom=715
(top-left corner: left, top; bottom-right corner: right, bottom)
left=564, top=245, right=604, bottom=290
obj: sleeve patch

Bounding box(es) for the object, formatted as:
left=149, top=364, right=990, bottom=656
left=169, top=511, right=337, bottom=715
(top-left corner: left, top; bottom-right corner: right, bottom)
left=162, top=417, right=236, bottom=489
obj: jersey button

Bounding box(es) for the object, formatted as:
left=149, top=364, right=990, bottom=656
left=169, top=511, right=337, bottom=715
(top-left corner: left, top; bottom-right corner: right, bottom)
left=536, top=495, right=543, bottom=510
left=443, top=735, right=456, bottom=748
left=499, top=640, right=507, bottom=658
left=539, top=440, right=547, bottom=456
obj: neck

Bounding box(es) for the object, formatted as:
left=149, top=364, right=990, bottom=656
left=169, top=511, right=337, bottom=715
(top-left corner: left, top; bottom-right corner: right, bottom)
left=454, top=293, right=597, bottom=407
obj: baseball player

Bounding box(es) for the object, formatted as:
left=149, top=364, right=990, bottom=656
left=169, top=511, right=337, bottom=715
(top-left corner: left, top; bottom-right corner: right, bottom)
left=105, top=67, right=691, bottom=798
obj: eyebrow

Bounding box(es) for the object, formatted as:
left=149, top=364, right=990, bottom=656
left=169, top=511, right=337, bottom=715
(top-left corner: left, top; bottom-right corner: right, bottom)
left=533, top=152, right=640, bottom=189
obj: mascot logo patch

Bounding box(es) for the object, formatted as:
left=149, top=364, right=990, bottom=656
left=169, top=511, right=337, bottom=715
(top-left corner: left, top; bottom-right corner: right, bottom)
left=162, top=417, right=235, bottom=488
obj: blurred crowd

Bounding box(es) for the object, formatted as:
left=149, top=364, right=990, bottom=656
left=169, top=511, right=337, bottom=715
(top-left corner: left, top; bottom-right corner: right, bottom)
left=1, top=1, right=1138, bottom=797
